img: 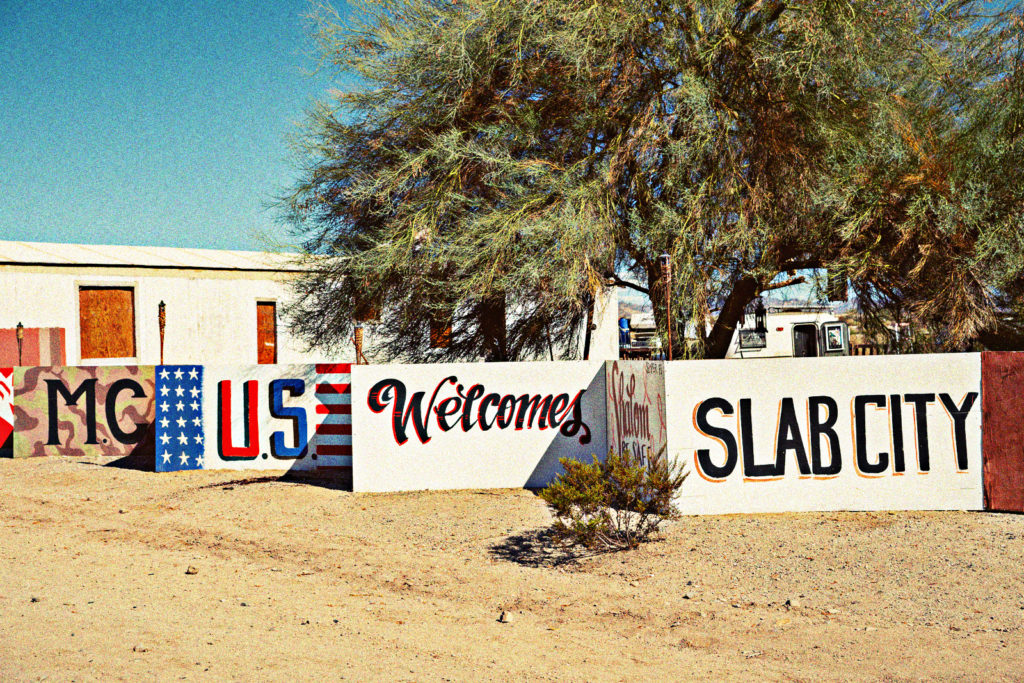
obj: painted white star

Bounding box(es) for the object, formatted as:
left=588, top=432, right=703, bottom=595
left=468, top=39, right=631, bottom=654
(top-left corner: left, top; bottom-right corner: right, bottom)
left=189, top=386, right=200, bottom=398
left=160, top=385, right=170, bottom=396
left=194, top=434, right=204, bottom=444
left=188, top=368, right=198, bottom=380
left=159, top=433, right=171, bottom=445
left=190, top=401, right=200, bottom=411
left=159, top=369, right=170, bottom=380
left=173, top=369, right=184, bottom=380
left=160, top=401, right=169, bottom=412
left=192, top=416, right=202, bottom=427
left=161, top=451, right=171, bottom=464
left=179, top=452, right=189, bottom=465
left=175, top=401, right=185, bottom=411
left=177, top=433, right=189, bottom=445
left=174, top=385, right=185, bottom=397
left=176, top=416, right=186, bottom=428
left=159, top=417, right=169, bottom=428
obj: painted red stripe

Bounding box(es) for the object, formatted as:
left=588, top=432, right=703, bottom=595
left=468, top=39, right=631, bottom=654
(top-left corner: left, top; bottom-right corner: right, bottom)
left=316, top=423, right=352, bottom=435
left=316, top=404, right=352, bottom=415
left=316, top=363, right=352, bottom=373
left=317, top=444, right=353, bottom=456
left=315, top=383, right=351, bottom=394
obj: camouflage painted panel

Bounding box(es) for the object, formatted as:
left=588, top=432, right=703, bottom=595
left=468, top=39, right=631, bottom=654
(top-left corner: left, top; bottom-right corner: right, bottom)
left=13, top=366, right=156, bottom=458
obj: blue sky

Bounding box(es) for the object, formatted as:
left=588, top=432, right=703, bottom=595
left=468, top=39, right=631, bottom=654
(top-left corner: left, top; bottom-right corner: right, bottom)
left=0, top=1, right=346, bottom=251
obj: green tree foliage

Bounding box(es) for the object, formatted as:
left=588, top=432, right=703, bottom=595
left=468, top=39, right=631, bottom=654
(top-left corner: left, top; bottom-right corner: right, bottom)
left=540, top=449, right=688, bottom=550
left=285, top=0, right=1023, bottom=359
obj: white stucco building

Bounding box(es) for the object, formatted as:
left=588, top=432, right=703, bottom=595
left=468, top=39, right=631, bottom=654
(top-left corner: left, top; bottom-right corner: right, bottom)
left=0, top=240, right=619, bottom=366
left=0, top=240, right=332, bottom=366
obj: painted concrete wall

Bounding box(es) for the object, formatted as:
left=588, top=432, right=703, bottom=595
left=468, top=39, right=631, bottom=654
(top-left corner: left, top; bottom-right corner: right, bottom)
left=0, top=266, right=333, bottom=365
left=12, top=365, right=155, bottom=459
left=665, top=354, right=983, bottom=513
left=3, top=354, right=997, bottom=514
left=351, top=361, right=608, bottom=492
left=606, top=360, right=667, bottom=464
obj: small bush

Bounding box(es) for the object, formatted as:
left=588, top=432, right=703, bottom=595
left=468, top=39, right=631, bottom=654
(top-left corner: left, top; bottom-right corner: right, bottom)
left=540, top=447, right=687, bottom=551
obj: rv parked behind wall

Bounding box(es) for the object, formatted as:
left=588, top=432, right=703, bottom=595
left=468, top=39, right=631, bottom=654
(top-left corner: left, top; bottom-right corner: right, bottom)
left=726, top=305, right=850, bottom=359
left=618, top=305, right=851, bottom=359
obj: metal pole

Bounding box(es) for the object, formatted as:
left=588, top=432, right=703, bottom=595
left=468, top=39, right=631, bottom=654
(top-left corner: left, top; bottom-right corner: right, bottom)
left=16, top=321, right=24, bottom=365
left=659, top=254, right=672, bottom=361
left=158, top=301, right=166, bottom=365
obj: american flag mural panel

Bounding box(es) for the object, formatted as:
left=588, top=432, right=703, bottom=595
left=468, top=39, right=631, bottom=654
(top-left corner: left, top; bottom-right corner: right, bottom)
left=313, top=363, right=352, bottom=467
left=201, top=365, right=322, bottom=472
left=155, top=365, right=205, bottom=472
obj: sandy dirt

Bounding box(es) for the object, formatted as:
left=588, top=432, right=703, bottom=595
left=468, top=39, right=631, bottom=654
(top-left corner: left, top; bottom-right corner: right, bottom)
left=1, top=456, right=1022, bottom=681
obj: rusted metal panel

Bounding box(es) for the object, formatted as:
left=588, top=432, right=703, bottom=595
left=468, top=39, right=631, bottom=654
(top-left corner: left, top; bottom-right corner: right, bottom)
left=982, top=352, right=1024, bottom=512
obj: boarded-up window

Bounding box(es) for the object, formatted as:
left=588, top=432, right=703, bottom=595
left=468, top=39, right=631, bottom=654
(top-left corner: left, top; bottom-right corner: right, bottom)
left=79, top=287, right=136, bottom=359
left=257, top=302, right=277, bottom=364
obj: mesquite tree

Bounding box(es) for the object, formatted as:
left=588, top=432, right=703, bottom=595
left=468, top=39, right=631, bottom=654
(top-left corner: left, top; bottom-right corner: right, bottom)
left=284, top=0, right=1023, bottom=360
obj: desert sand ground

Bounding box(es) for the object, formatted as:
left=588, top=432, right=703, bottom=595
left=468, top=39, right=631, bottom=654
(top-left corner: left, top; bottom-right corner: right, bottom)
left=1, top=456, right=1022, bottom=682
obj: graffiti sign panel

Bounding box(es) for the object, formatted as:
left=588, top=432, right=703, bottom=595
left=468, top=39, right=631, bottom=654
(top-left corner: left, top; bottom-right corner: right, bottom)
left=606, top=360, right=667, bottom=467
left=12, top=366, right=155, bottom=458
left=352, top=361, right=607, bottom=492
left=664, top=354, right=983, bottom=513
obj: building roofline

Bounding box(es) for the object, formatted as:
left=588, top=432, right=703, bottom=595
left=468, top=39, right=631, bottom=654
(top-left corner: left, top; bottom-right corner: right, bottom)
left=0, top=239, right=305, bottom=273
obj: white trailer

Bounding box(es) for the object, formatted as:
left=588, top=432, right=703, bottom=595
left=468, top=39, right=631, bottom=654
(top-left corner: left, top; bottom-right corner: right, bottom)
left=725, top=306, right=850, bottom=359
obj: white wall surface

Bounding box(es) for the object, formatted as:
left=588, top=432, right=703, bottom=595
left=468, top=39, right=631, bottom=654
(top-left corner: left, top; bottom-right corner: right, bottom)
left=0, top=266, right=341, bottom=365
left=588, top=287, right=620, bottom=361
left=352, top=361, right=607, bottom=492
left=664, top=354, right=983, bottom=513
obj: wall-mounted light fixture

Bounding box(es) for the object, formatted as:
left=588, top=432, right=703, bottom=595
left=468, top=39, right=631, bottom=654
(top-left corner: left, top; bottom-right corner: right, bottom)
left=753, top=298, right=768, bottom=334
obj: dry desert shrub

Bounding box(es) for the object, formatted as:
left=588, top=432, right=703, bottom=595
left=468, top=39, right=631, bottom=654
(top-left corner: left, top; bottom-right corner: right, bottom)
left=541, top=448, right=687, bottom=551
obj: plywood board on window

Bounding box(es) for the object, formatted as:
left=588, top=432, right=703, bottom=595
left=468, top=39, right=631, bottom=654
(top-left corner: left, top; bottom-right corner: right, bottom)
left=79, top=287, right=135, bottom=359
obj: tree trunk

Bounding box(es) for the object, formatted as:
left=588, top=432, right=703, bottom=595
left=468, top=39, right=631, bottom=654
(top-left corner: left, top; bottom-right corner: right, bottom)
left=705, top=276, right=759, bottom=359
left=479, top=294, right=508, bottom=362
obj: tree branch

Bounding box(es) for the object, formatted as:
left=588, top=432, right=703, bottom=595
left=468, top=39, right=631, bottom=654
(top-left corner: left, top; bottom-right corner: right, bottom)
left=760, top=275, right=805, bottom=292
left=611, top=275, right=650, bottom=295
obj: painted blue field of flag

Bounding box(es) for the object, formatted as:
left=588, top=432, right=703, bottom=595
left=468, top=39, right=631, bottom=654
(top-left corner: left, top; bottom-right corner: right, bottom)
left=154, top=365, right=205, bottom=472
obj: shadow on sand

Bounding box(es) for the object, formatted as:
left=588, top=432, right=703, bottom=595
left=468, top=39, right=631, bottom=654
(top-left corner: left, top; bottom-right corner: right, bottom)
left=193, top=470, right=353, bottom=492
left=488, top=527, right=612, bottom=568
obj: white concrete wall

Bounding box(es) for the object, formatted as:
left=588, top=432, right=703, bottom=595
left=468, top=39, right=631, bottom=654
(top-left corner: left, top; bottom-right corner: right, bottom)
left=664, top=354, right=983, bottom=513
left=0, top=266, right=336, bottom=365
left=351, top=361, right=607, bottom=492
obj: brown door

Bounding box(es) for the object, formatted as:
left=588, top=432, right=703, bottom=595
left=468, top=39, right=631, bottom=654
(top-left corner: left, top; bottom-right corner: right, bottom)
left=79, top=287, right=136, bottom=359
left=257, top=302, right=277, bottom=364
